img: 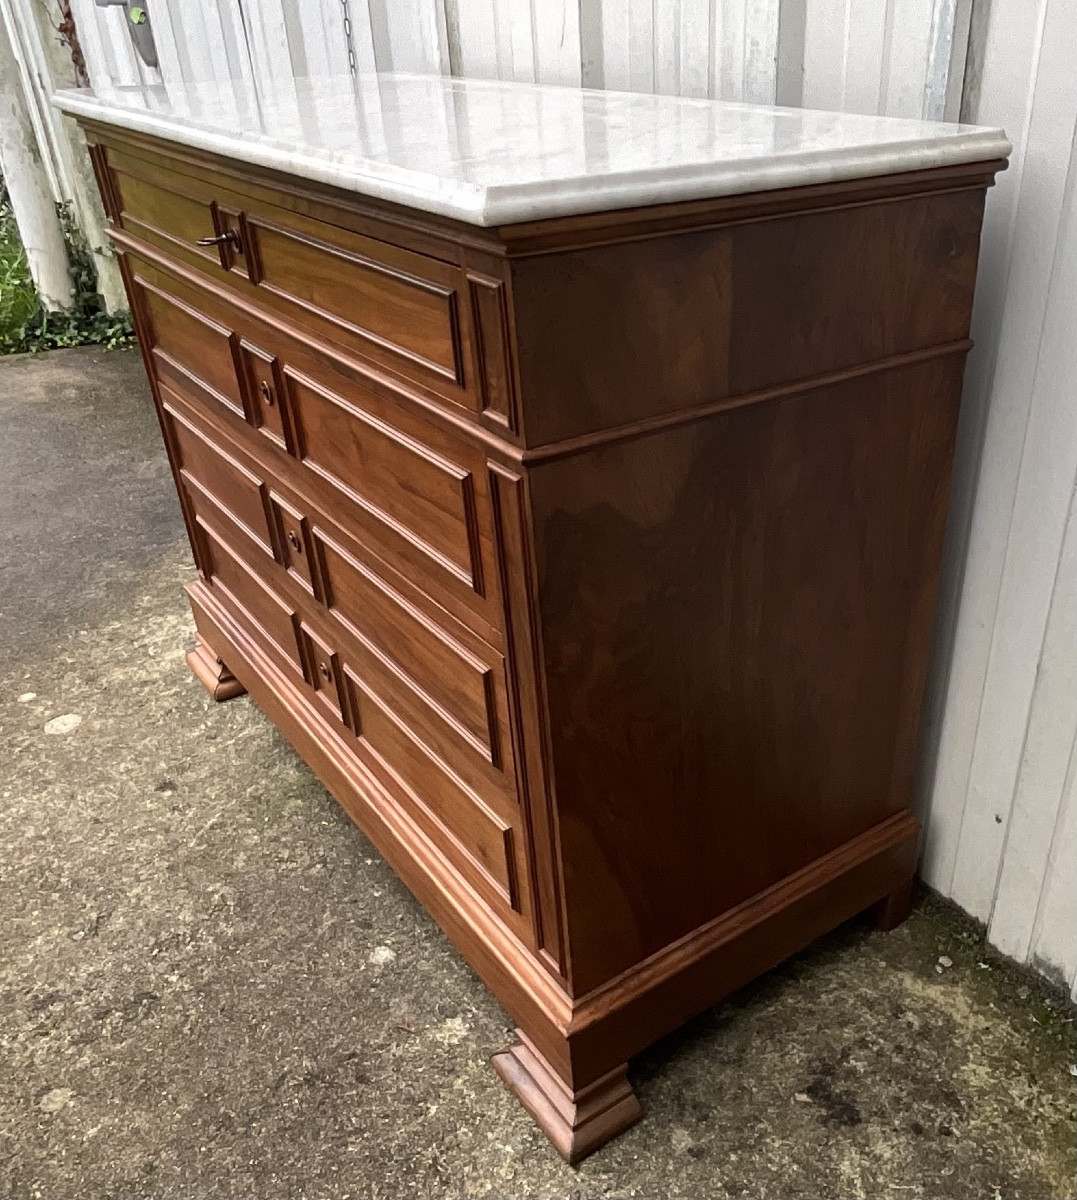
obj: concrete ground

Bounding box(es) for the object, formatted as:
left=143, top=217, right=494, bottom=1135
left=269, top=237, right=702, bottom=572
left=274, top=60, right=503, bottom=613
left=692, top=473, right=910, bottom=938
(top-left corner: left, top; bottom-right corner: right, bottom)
left=0, top=345, right=1074, bottom=1200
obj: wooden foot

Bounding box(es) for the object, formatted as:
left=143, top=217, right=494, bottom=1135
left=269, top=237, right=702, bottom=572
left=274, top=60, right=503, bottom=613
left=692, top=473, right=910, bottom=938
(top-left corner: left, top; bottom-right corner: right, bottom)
left=873, top=876, right=915, bottom=931
left=492, top=1032, right=641, bottom=1164
left=186, top=635, right=247, bottom=701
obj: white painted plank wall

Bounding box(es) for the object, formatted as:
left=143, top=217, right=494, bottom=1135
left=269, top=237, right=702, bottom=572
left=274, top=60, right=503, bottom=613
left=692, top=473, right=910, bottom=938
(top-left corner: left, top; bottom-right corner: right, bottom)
left=920, top=0, right=1077, bottom=994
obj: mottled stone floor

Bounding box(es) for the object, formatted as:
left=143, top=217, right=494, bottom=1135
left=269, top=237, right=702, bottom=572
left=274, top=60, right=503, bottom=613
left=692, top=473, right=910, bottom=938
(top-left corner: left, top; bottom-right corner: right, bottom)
left=1, top=347, right=1074, bottom=1199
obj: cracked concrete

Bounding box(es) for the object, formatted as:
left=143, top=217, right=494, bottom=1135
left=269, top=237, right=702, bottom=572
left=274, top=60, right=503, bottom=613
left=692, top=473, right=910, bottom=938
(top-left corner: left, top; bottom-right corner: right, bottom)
left=0, top=346, right=1074, bottom=1199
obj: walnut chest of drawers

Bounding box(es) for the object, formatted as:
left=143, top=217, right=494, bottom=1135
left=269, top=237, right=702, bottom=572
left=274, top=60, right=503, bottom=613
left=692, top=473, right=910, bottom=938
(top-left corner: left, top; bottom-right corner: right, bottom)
left=64, top=75, right=1008, bottom=1162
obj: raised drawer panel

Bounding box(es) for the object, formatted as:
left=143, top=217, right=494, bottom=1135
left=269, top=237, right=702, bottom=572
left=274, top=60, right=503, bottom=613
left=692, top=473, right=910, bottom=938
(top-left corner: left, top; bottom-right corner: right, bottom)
left=103, top=145, right=503, bottom=420
left=341, top=665, right=520, bottom=910
left=112, top=165, right=221, bottom=270
left=141, top=278, right=246, bottom=422
left=158, top=385, right=522, bottom=898
left=298, top=621, right=346, bottom=724
left=198, top=523, right=304, bottom=681
left=164, top=399, right=274, bottom=557
left=316, top=530, right=505, bottom=781
left=270, top=493, right=315, bottom=594
left=127, top=253, right=500, bottom=636
left=238, top=340, right=290, bottom=451
left=286, top=367, right=482, bottom=593
left=251, top=219, right=462, bottom=384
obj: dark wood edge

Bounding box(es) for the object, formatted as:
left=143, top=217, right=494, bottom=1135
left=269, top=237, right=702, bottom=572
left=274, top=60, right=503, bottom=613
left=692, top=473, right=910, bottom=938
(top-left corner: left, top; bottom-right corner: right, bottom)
left=563, top=813, right=920, bottom=1084
left=492, top=1032, right=641, bottom=1163
left=497, top=159, right=1010, bottom=254
left=186, top=633, right=247, bottom=701
left=519, top=338, right=975, bottom=466
left=80, top=118, right=1006, bottom=262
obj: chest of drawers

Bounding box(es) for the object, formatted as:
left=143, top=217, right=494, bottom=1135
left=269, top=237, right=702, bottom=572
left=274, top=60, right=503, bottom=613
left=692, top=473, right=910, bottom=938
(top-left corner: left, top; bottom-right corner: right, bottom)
left=65, top=75, right=1007, bottom=1161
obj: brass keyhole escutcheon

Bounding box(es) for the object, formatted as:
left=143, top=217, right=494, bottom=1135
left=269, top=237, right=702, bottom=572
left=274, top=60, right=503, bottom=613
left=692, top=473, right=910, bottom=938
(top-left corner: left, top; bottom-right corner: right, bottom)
left=259, top=380, right=275, bottom=406
left=318, top=661, right=332, bottom=683
left=287, top=530, right=302, bottom=554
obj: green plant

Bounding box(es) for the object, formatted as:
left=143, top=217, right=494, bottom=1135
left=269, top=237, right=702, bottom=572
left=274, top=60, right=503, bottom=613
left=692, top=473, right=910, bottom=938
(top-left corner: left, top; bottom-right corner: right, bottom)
left=0, top=178, right=133, bottom=355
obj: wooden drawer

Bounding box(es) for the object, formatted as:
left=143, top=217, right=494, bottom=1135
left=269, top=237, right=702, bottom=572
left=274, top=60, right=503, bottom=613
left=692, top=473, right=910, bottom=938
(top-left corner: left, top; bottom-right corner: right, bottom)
left=103, top=143, right=517, bottom=427
left=162, top=385, right=528, bottom=924
left=196, top=521, right=305, bottom=686
left=131, top=255, right=503, bottom=640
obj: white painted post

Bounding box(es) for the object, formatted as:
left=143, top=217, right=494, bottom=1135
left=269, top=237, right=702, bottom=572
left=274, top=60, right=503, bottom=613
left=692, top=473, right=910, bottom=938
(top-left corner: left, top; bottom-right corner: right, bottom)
left=3, top=0, right=126, bottom=312
left=0, top=7, right=72, bottom=309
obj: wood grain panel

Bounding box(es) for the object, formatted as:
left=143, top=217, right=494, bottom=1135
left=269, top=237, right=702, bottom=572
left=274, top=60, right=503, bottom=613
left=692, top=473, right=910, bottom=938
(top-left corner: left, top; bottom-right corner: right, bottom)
left=286, top=366, right=484, bottom=592
left=112, top=163, right=220, bottom=267
left=163, top=399, right=274, bottom=557
left=198, top=522, right=304, bottom=680
left=342, top=665, right=521, bottom=911
left=727, top=189, right=987, bottom=393
left=510, top=229, right=733, bottom=445
left=529, top=355, right=964, bottom=992
left=510, top=187, right=986, bottom=447
left=251, top=219, right=463, bottom=382
left=468, top=273, right=518, bottom=430
left=138, top=276, right=246, bottom=422
left=316, top=529, right=504, bottom=773
left=237, top=339, right=291, bottom=452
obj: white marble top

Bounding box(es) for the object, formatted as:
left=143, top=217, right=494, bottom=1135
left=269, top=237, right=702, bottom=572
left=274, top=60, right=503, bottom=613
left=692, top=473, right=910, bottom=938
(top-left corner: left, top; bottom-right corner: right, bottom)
left=55, top=74, right=1010, bottom=227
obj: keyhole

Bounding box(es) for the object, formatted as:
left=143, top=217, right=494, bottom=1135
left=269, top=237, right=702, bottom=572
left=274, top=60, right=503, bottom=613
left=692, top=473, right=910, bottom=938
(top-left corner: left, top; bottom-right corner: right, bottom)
left=259, top=380, right=274, bottom=406
left=287, top=529, right=302, bottom=554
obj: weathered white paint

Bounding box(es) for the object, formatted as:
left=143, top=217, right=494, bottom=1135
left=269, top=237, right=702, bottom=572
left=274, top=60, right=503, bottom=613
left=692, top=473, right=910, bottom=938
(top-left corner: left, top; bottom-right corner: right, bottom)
left=0, top=5, right=71, bottom=308
left=801, top=0, right=968, bottom=119
left=921, top=0, right=1077, bottom=992
left=0, top=0, right=124, bottom=311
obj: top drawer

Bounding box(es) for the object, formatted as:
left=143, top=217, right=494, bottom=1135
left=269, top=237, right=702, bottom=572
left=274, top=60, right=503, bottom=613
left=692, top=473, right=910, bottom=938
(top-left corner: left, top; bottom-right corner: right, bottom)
left=94, top=142, right=518, bottom=433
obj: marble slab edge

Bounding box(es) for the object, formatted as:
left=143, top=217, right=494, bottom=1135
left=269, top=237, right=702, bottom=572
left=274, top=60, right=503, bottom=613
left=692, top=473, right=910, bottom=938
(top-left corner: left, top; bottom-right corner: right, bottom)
left=54, top=89, right=1011, bottom=228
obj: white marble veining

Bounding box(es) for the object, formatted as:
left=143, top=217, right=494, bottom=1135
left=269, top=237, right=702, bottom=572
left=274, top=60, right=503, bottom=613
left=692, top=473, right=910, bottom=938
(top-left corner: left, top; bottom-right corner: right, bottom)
left=54, top=74, right=1010, bottom=226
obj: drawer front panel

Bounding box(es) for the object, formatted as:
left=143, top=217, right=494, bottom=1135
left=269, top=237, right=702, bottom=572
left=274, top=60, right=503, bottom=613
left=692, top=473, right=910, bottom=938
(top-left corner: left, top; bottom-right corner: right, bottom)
left=342, top=666, right=520, bottom=908
left=155, top=385, right=525, bottom=920
left=198, top=523, right=304, bottom=681
left=127, top=254, right=498, bottom=638
left=141, top=277, right=246, bottom=421
left=252, top=220, right=462, bottom=383
left=128, top=253, right=499, bottom=634
left=316, top=530, right=507, bottom=785
left=286, top=367, right=481, bottom=591
left=113, top=165, right=221, bottom=269
left=164, top=400, right=274, bottom=556
left=104, top=145, right=496, bottom=417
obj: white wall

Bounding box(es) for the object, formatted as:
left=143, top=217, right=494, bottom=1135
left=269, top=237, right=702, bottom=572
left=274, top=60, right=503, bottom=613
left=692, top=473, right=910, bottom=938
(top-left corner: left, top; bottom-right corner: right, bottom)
left=62, top=0, right=964, bottom=115
left=919, top=0, right=1077, bottom=997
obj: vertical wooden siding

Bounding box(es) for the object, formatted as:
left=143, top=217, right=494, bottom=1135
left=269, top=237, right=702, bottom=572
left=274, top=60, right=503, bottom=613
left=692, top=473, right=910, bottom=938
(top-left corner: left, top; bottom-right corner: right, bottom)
left=65, top=0, right=965, bottom=113
left=921, top=0, right=1077, bottom=997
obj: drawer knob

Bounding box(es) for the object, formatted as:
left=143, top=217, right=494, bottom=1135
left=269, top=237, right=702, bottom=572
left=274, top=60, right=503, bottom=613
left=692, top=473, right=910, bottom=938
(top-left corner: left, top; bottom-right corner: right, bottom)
left=259, top=380, right=275, bottom=406
left=287, top=530, right=302, bottom=554
left=318, top=661, right=332, bottom=683
left=196, top=229, right=242, bottom=251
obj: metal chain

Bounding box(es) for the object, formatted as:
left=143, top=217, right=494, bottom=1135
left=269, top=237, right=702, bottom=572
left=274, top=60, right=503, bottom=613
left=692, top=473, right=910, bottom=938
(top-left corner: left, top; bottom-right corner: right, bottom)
left=340, top=0, right=357, bottom=75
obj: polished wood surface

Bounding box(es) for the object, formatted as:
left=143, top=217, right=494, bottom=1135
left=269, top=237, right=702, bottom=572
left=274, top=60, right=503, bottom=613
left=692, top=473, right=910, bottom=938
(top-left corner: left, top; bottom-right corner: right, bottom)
left=82, top=120, right=1004, bottom=1161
